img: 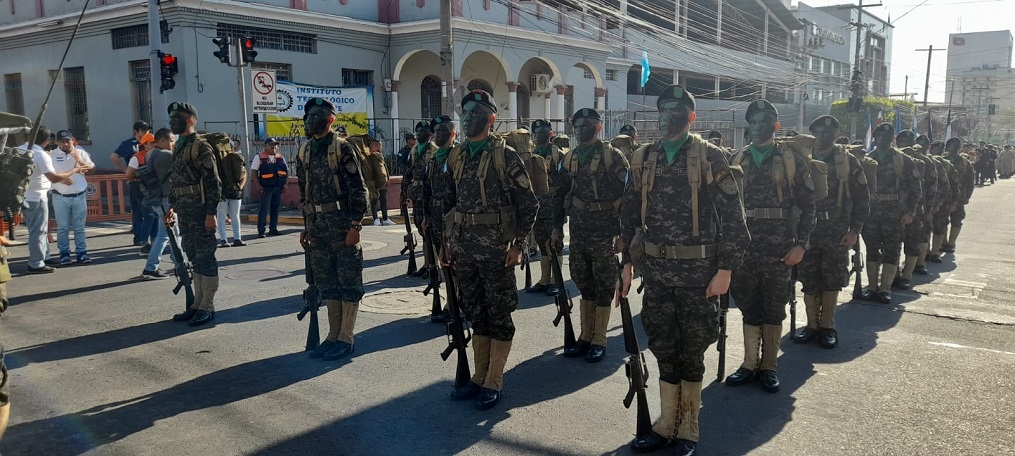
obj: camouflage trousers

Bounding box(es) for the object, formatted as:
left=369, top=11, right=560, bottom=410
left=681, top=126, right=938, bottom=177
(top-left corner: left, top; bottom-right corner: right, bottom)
left=308, top=230, right=365, bottom=303
left=949, top=204, right=966, bottom=228
left=569, top=238, right=618, bottom=307
left=863, top=214, right=904, bottom=265
left=457, top=256, right=518, bottom=341
left=641, top=281, right=718, bottom=383
left=932, top=209, right=951, bottom=235
left=903, top=216, right=928, bottom=257
left=731, top=253, right=791, bottom=326
left=178, top=208, right=218, bottom=277
left=532, top=216, right=555, bottom=255
left=798, top=227, right=850, bottom=294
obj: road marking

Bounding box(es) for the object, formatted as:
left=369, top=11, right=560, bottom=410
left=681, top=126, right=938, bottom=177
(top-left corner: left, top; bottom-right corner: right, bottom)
left=930, top=342, right=1015, bottom=356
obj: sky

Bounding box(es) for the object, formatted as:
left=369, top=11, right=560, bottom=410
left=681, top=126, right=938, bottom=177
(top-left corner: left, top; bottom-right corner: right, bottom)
left=807, top=0, right=1013, bottom=104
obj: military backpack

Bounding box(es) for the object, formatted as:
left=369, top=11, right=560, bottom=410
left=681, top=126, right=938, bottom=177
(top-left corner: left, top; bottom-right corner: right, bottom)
left=186, top=133, right=246, bottom=201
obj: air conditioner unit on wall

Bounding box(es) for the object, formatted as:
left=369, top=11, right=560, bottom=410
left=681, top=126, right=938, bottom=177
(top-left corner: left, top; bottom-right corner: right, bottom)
left=531, top=74, right=552, bottom=94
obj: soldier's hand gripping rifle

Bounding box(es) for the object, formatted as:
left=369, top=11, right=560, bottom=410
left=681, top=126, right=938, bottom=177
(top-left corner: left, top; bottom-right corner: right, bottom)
left=400, top=201, right=418, bottom=276
left=548, top=249, right=577, bottom=350
left=850, top=242, right=864, bottom=300
left=437, top=240, right=471, bottom=392
left=617, top=260, right=652, bottom=441
left=163, top=208, right=194, bottom=312
left=716, top=292, right=729, bottom=383
left=296, top=241, right=322, bottom=352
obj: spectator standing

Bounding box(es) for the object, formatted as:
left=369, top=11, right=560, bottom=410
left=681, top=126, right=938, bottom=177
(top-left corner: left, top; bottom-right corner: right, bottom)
left=366, top=139, right=394, bottom=225
left=50, top=130, right=96, bottom=265
left=22, top=127, right=82, bottom=273
left=110, top=121, right=154, bottom=246
left=251, top=138, right=288, bottom=238
left=396, top=133, right=415, bottom=176
left=126, top=129, right=178, bottom=279
left=217, top=143, right=247, bottom=247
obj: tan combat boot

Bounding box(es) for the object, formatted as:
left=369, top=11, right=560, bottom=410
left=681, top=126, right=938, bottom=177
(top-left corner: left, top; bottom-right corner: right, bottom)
left=726, top=324, right=762, bottom=386
left=477, top=339, right=512, bottom=410
left=538, top=256, right=551, bottom=286
left=947, top=226, right=962, bottom=251
left=876, top=264, right=899, bottom=304
left=321, top=301, right=358, bottom=360
left=173, top=274, right=202, bottom=321
left=759, top=323, right=783, bottom=392
left=676, top=380, right=703, bottom=443
left=470, top=335, right=491, bottom=387
left=819, top=291, right=840, bottom=348
left=310, top=300, right=344, bottom=359
left=916, top=242, right=930, bottom=268
left=188, top=274, right=217, bottom=326
left=586, top=305, right=612, bottom=363
left=865, top=261, right=881, bottom=292
left=793, top=294, right=821, bottom=344
left=564, top=299, right=595, bottom=358
left=900, top=255, right=919, bottom=284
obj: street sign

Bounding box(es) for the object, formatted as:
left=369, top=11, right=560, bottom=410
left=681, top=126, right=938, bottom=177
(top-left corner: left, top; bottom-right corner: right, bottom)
left=251, top=69, right=277, bottom=113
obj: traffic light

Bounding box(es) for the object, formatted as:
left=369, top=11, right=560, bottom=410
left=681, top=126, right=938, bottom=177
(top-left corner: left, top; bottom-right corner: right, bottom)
left=158, top=51, right=178, bottom=93
left=241, top=37, right=257, bottom=64
left=212, top=36, right=230, bottom=64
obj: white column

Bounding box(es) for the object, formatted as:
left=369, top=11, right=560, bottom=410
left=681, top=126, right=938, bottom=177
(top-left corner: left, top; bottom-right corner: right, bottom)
left=595, top=87, right=607, bottom=112
left=544, top=93, right=552, bottom=122
left=389, top=81, right=400, bottom=133
left=761, top=81, right=768, bottom=99
left=763, top=7, right=770, bottom=55
left=555, top=85, right=567, bottom=132
left=714, top=76, right=720, bottom=99
left=673, top=69, right=679, bottom=84
left=506, top=82, right=519, bottom=131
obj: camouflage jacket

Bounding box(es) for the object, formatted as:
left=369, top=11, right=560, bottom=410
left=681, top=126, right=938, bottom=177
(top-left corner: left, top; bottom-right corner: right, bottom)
left=732, top=143, right=816, bottom=256
left=552, top=140, right=629, bottom=243
left=811, top=145, right=870, bottom=236
left=403, top=141, right=437, bottom=203
left=170, top=134, right=222, bottom=216
left=620, top=135, right=750, bottom=287
left=868, top=146, right=922, bottom=218
left=946, top=152, right=975, bottom=204
left=935, top=156, right=959, bottom=206
left=420, top=148, right=453, bottom=239
left=533, top=142, right=566, bottom=222
left=295, top=133, right=369, bottom=234
left=903, top=148, right=939, bottom=215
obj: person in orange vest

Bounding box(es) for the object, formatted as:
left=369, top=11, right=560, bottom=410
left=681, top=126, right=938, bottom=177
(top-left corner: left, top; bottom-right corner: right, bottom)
left=251, top=138, right=289, bottom=238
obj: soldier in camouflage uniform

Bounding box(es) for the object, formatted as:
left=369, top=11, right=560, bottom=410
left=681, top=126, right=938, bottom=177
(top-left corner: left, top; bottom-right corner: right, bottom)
left=619, top=124, right=639, bottom=145
left=941, top=138, right=975, bottom=254
left=913, top=135, right=949, bottom=273
left=443, top=90, right=538, bottom=410
left=858, top=123, right=922, bottom=304
left=793, top=115, right=869, bottom=349
left=551, top=108, right=629, bottom=363
left=894, top=130, right=937, bottom=289
left=405, top=120, right=438, bottom=277
left=927, top=140, right=958, bottom=264
left=620, top=85, right=749, bottom=456
left=419, top=115, right=456, bottom=322
left=297, top=98, right=370, bottom=361
left=525, top=119, right=565, bottom=297
left=165, top=102, right=221, bottom=327
left=725, top=100, right=816, bottom=393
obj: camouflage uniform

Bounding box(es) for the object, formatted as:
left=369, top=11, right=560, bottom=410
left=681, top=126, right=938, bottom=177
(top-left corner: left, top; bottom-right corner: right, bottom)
left=553, top=134, right=629, bottom=355
left=170, top=133, right=221, bottom=313
left=408, top=140, right=438, bottom=270
left=931, top=156, right=959, bottom=257
left=899, top=145, right=938, bottom=284
left=862, top=145, right=922, bottom=299
left=532, top=141, right=566, bottom=287
left=944, top=150, right=975, bottom=251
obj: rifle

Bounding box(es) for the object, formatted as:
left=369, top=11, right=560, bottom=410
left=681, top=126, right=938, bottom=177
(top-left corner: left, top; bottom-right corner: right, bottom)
left=618, top=261, right=652, bottom=442
left=437, top=242, right=471, bottom=392
left=400, top=201, right=418, bottom=276
left=850, top=242, right=865, bottom=300
left=716, top=292, right=729, bottom=383
left=423, top=221, right=443, bottom=320
left=789, top=266, right=798, bottom=334
left=520, top=241, right=532, bottom=290
left=296, top=242, right=322, bottom=352
left=163, top=208, right=194, bottom=312
left=548, top=249, right=577, bottom=350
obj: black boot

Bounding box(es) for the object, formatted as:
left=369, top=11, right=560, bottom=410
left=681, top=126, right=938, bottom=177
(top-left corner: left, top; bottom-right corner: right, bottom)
left=545, top=286, right=559, bottom=296
left=475, top=387, right=501, bottom=410
left=724, top=367, right=756, bottom=386
left=430, top=309, right=451, bottom=324
left=629, top=431, right=672, bottom=453
left=927, top=254, right=943, bottom=264
left=188, top=310, right=215, bottom=327
left=877, top=291, right=892, bottom=304
left=563, top=340, right=591, bottom=358
left=322, top=341, right=354, bottom=360
left=759, top=370, right=780, bottom=393
left=450, top=382, right=481, bottom=401
left=792, top=327, right=819, bottom=344
left=172, top=308, right=197, bottom=322
left=309, top=340, right=337, bottom=358
left=674, top=439, right=698, bottom=456
left=914, top=265, right=929, bottom=275
left=860, top=289, right=878, bottom=301
left=820, top=328, right=838, bottom=349
left=525, top=283, right=548, bottom=293
left=585, top=345, right=606, bottom=363
left=895, top=278, right=911, bottom=290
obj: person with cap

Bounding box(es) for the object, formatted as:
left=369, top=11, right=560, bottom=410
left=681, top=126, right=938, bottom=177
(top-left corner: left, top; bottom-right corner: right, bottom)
left=442, top=90, right=538, bottom=410
left=22, top=127, right=84, bottom=273
left=911, top=134, right=946, bottom=276
left=925, top=139, right=957, bottom=265
left=940, top=138, right=975, bottom=255
left=112, top=121, right=156, bottom=247
left=525, top=119, right=566, bottom=296
left=619, top=124, right=638, bottom=142
left=127, top=128, right=178, bottom=279
left=619, top=85, right=749, bottom=456
left=706, top=130, right=734, bottom=161
left=164, top=102, right=223, bottom=327
left=405, top=119, right=438, bottom=278
left=792, top=115, right=869, bottom=349
left=551, top=107, right=629, bottom=363
left=396, top=132, right=416, bottom=176
left=418, top=114, right=456, bottom=323
left=855, top=123, right=921, bottom=304
left=297, top=97, right=369, bottom=361
left=251, top=138, right=289, bottom=238
left=50, top=129, right=96, bottom=265
left=726, top=99, right=816, bottom=392
left=892, top=130, right=937, bottom=290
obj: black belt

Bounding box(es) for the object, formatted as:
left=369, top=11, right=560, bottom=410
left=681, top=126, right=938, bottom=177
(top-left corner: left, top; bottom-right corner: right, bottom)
left=303, top=201, right=344, bottom=215
left=745, top=208, right=788, bottom=219
left=171, top=184, right=202, bottom=196
left=52, top=190, right=85, bottom=198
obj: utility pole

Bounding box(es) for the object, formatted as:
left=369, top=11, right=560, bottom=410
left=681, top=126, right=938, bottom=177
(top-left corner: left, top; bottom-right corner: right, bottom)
left=439, top=0, right=456, bottom=118
left=147, top=0, right=166, bottom=127
left=235, top=39, right=252, bottom=166
left=916, top=45, right=945, bottom=109
left=840, top=0, right=882, bottom=139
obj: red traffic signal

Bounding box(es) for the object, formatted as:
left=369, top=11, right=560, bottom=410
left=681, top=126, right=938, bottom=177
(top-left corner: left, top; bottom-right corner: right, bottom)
left=161, top=54, right=177, bottom=66
left=241, top=36, right=257, bottom=63
left=157, top=51, right=178, bottom=93
left=243, top=38, right=255, bottom=50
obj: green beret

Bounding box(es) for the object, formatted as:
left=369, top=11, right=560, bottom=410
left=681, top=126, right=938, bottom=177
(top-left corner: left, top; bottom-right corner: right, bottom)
left=461, top=90, right=497, bottom=113
left=415, top=120, right=431, bottom=131
left=619, top=124, right=637, bottom=135
left=896, top=130, right=916, bottom=141
left=531, top=119, right=552, bottom=131
left=746, top=99, right=778, bottom=121
left=571, top=108, right=601, bottom=125
left=808, top=115, right=839, bottom=132
left=873, top=122, right=895, bottom=136
left=430, top=115, right=453, bottom=131
left=304, top=97, right=336, bottom=115
left=167, top=102, right=198, bottom=118
left=657, top=85, right=695, bottom=111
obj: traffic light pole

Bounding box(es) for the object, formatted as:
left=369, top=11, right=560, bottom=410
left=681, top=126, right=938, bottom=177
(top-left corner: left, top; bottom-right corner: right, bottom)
left=236, top=39, right=252, bottom=167
left=147, top=0, right=167, bottom=127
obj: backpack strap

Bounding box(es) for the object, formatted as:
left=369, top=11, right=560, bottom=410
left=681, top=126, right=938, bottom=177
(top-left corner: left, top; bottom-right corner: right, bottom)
left=588, top=143, right=603, bottom=201
left=328, top=136, right=344, bottom=197
left=835, top=146, right=850, bottom=208
left=187, top=135, right=208, bottom=204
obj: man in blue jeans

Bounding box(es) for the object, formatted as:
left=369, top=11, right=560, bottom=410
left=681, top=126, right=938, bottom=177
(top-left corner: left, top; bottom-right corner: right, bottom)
left=51, top=130, right=95, bottom=265
left=22, top=127, right=84, bottom=273
left=250, top=138, right=288, bottom=238
left=109, top=121, right=154, bottom=246
left=126, top=128, right=177, bottom=279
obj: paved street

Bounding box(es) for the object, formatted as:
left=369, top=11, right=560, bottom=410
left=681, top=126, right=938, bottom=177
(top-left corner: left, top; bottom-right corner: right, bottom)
left=1, top=181, right=1014, bottom=456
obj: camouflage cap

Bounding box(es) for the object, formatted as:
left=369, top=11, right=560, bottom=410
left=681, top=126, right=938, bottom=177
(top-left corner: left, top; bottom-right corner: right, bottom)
left=873, top=122, right=896, bottom=136
left=167, top=101, right=198, bottom=118
left=745, top=99, right=778, bottom=121
left=430, top=115, right=453, bottom=131
left=930, top=140, right=945, bottom=148
left=304, top=97, right=336, bottom=115
left=946, top=137, right=962, bottom=147
left=531, top=119, right=552, bottom=131
left=571, top=108, right=601, bottom=125
left=808, top=115, right=839, bottom=132
left=415, top=120, right=431, bottom=131
left=707, top=130, right=722, bottom=139
left=657, top=85, right=695, bottom=111
left=896, top=130, right=916, bottom=141
left=915, top=134, right=931, bottom=144
left=619, top=124, right=637, bottom=135
left=461, top=89, right=497, bottom=113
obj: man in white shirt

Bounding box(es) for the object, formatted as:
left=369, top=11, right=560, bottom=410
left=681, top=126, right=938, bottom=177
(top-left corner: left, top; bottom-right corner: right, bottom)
left=51, top=130, right=96, bottom=265
left=22, top=127, right=83, bottom=273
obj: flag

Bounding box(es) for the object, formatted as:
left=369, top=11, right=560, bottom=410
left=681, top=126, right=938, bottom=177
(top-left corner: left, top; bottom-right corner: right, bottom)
left=945, top=108, right=952, bottom=140
left=912, top=109, right=918, bottom=133
left=876, top=110, right=884, bottom=125
left=866, top=110, right=874, bottom=152
left=895, top=106, right=902, bottom=133
left=640, top=50, right=651, bottom=88
left=927, top=113, right=934, bottom=141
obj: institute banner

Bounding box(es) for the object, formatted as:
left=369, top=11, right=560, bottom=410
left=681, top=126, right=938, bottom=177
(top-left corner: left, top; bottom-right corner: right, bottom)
left=264, top=81, right=374, bottom=137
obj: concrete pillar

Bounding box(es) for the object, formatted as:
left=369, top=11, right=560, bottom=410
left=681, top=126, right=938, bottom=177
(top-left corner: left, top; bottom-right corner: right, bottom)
left=390, top=80, right=400, bottom=137
left=761, top=81, right=767, bottom=99
left=595, top=87, right=607, bottom=112
left=673, top=69, right=679, bottom=84
left=506, top=81, right=519, bottom=130
left=555, top=85, right=567, bottom=132
left=544, top=93, right=552, bottom=123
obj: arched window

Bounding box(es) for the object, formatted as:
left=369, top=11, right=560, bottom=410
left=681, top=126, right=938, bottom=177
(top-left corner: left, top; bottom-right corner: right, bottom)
left=420, top=75, right=442, bottom=120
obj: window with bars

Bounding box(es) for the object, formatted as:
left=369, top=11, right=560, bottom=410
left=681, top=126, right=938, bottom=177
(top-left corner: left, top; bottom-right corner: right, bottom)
left=4, top=74, right=24, bottom=116
left=111, top=24, right=169, bottom=50
left=252, top=62, right=292, bottom=81
left=605, top=69, right=618, bottom=81
left=342, top=69, right=373, bottom=86
left=217, top=23, right=316, bottom=54
left=420, top=75, right=442, bottom=120
left=129, top=60, right=152, bottom=125
left=583, top=68, right=594, bottom=79
left=63, top=67, right=90, bottom=140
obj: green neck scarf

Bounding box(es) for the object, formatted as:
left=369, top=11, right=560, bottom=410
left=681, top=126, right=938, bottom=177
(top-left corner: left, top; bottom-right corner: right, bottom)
left=173, top=134, right=192, bottom=153
left=574, top=143, right=597, bottom=166
left=435, top=146, right=451, bottom=165
left=467, top=138, right=490, bottom=159
left=415, top=142, right=428, bottom=158
left=534, top=143, right=551, bottom=157
left=748, top=143, right=778, bottom=166
left=661, top=133, right=690, bottom=165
